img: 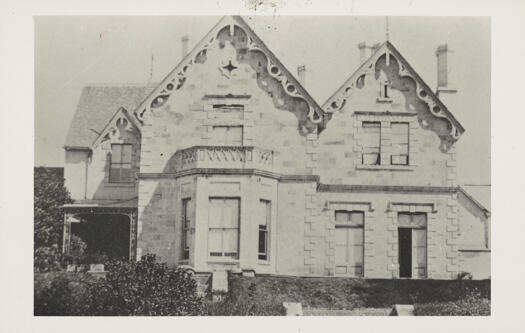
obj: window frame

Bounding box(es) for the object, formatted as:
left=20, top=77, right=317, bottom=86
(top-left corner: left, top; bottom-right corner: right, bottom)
left=258, top=199, right=271, bottom=261
left=397, top=212, right=428, bottom=279
left=361, top=121, right=381, bottom=166
left=207, top=197, right=241, bottom=260
left=109, top=143, right=133, bottom=183
left=334, top=210, right=365, bottom=277
left=181, top=198, right=191, bottom=260
left=390, top=122, right=410, bottom=166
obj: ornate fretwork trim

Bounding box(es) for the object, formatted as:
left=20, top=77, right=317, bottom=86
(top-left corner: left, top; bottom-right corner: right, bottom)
left=132, top=16, right=326, bottom=131
left=92, top=107, right=141, bottom=148
left=323, top=41, right=465, bottom=147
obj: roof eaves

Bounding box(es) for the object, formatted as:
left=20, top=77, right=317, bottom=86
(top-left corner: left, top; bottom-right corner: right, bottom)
left=385, top=41, right=465, bottom=134
left=458, top=186, right=491, bottom=217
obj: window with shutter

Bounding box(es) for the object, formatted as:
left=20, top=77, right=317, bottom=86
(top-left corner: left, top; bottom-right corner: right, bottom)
left=390, top=122, right=409, bottom=165
left=208, top=198, right=240, bottom=259
left=334, top=210, right=364, bottom=276
left=361, top=122, right=381, bottom=165
left=397, top=212, right=427, bottom=278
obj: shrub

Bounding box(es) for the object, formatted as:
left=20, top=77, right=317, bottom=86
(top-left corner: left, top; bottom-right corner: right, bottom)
left=86, top=254, right=204, bottom=316
left=34, top=246, right=64, bottom=273
left=34, top=167, right=73, bottom=250
left=34, top=272, right=93, bottom=315
left=203, top=273, right=285, bottom=316
left=34, top=167, right=74, bottom=272
left=414, top=289, right=490, bottom=316
left=34, top=255, right=205, bottom=316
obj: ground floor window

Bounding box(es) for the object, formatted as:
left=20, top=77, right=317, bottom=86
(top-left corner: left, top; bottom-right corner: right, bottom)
left=258, top=200, right=271, bottom=260
left=208, top=198, right=240, bottom=259
left=398, top=212, right=427, bottom=278
left=334, top=211, right=364, bottom=276
left=181, top=198, right=191, bottom=260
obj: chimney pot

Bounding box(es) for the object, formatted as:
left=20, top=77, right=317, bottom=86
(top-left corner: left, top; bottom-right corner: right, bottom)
left=435, top=43, right=457, bottom=96
left=358, top=41, right=380, bottom=64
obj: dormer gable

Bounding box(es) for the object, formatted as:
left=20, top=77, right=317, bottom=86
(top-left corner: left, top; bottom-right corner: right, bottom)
left=323, top=41, right=465, bottom=152
left=93, top=107, right=141, bottom=148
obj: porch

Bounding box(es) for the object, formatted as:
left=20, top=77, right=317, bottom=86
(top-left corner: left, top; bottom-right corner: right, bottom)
left=63, top=200, right=137, bottom=263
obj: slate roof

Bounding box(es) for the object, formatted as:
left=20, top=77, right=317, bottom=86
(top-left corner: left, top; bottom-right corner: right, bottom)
left=64, top=85, right=155, bottom=148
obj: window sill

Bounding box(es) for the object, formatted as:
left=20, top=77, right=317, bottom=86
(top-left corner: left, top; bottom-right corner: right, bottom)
left=458, top=248, right=491, bottom=253
left=105, top=182, right=136, bottom=188
left=257, top=260, right=271, bottom=266
left=206, top=259, right=240, bottom=265
left=356, top=165, right=414, bottom=171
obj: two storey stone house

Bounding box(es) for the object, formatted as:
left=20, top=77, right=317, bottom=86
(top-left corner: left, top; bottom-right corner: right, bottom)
left=62, top=16, right=490, bottom=279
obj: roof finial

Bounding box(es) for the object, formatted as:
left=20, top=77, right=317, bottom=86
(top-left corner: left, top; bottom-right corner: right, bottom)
left=148, top=53, right=154, bottom=85
left=385, top=16, right=390, bottom=42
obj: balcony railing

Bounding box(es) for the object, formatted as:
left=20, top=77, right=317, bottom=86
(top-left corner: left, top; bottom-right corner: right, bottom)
left=174, top=146, right=275, bottom=172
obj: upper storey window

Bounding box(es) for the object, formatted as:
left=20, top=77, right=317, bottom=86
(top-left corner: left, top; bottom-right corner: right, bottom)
left=213, top=104, right=244, bottom=112
left=391, top=122, right=409, bottom=165
left=360, top=121, right=410, bottom=166
left=361, top=121, right=381, bottom=165
left=212, top=125, right=243, bottom=146
left=109, top=144, right=133, bottom=183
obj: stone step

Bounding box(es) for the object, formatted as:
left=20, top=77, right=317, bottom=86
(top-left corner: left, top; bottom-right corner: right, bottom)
left=192, top=273, right=212, bottom=298
left=303, top=307, right=391, bottom=316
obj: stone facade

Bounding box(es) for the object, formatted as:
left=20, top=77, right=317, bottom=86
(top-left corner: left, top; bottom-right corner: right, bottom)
left=62, top=16, right=490, bottom=280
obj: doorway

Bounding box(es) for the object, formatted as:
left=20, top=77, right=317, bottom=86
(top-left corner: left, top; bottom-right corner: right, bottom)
left=398, top=227, right=412, bottom=278
left=71, top=214, right=131, bottom=263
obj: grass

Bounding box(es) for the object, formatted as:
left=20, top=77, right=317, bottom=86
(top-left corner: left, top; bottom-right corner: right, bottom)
left=206, top=274, right=490, bottom=314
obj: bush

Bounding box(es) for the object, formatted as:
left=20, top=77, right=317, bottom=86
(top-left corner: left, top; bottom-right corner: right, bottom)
left=203, top=273, right=285, bottom=316
left=34, top=167, right=74, bottom=272
left=87, top=254, right=203, bottom=315
left=34, top=255, right=205, bottom=316
left=34, top=246, right=64, bottom=273
left=34, top=272, right=93, bottom=315
left=414, top=290, right=490, bottom=316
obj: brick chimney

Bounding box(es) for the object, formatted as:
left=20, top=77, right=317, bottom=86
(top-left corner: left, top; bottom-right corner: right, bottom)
left=435, top=44, right=457, bottom=96
left=181, top=35, right=189, bottom=59
left=358, top=42, right=380, bottom=64
left=297, top=65, right=306, bottom=86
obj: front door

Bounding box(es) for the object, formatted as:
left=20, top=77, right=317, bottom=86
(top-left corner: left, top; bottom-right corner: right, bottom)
left=398, top=227, right=412, bottom=278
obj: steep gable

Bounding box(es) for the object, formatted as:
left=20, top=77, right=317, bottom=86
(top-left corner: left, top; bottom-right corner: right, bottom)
left=323, top=41, right=465, bottom=151
left=65, top=85, right=155, bottom=148
left=92, top=107, right=141, bottom=148
left=132, top=15, right=326, bottom=134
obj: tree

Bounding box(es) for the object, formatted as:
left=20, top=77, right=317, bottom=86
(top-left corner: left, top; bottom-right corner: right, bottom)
left=34, top=167, right=73, bottom=270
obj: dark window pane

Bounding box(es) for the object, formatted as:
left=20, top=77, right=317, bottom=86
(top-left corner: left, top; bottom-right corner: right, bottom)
left=258, top=228, right=267, bottom=254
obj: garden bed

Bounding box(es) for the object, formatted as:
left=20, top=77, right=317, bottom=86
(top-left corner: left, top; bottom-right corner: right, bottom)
left=206, top=274, right=490, bottom=315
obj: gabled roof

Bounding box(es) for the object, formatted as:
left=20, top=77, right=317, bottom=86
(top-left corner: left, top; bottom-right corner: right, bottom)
left=133, top=15, right=326, bottom=130
left=323, top=41, right=465, bottom=142
left=92, top=106, right=142, bottom=148
left=65, top=85, right=155, bottom=148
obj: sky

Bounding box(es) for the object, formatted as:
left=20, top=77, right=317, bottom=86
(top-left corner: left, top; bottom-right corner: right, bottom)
left=34, top=16, right=490, bottom=185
